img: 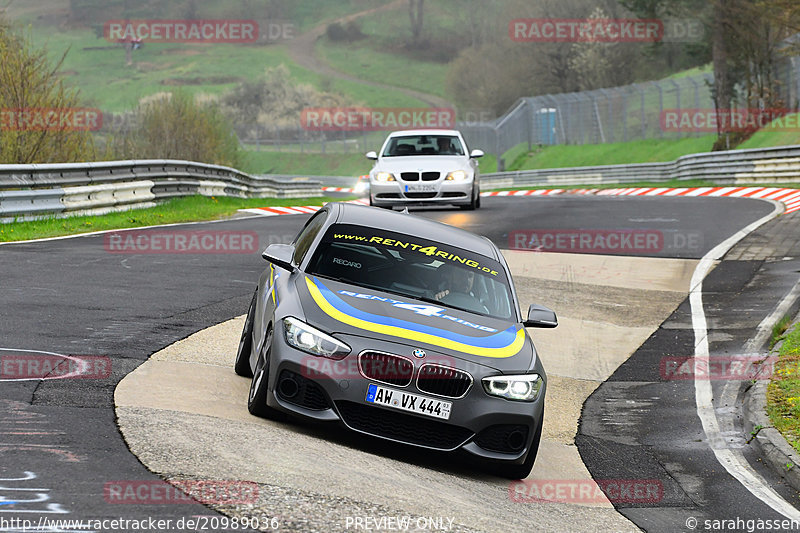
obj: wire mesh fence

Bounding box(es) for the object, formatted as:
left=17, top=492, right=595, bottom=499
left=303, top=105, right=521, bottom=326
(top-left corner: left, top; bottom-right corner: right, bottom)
left=233, top=57, right=800, bottom=164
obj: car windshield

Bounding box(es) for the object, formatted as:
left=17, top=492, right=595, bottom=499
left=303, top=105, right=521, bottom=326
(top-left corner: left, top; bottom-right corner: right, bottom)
left=381, top=135, right=465, bottom=157
left=306, top=224, right=514, bottom=320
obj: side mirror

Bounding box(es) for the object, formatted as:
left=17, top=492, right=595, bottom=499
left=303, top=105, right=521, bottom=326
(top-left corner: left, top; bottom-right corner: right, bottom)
left=469, top=149, right=484, bottom=159
left=262, top=243, right=296, bottom=272
left=523, top=304, right=557, bottom=328
left=365, top=151, right=378, bottom=160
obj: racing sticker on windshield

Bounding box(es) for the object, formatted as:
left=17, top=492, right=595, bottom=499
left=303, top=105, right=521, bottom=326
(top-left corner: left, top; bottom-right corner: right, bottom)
left=305, top=276, right=524, bottom=359
left=336, top=289, right=497, bottom=332
left=328, top=225, right=501, bottom=277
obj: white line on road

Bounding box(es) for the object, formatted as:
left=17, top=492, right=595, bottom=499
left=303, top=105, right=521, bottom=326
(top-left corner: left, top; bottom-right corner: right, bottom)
left=690, top=199, right=800, bottom=519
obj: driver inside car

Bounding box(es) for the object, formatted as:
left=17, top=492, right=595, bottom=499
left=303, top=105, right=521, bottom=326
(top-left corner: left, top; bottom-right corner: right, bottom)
left=434, top=264, right=475, bottom=301
left=436, top=136, right=455, bottom=155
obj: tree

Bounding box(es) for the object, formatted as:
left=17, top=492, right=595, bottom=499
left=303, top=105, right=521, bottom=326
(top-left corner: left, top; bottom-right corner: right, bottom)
left=408, top=0, right=424, bottom=46
left=220, top=64, right=352, bottom=139
left=113, top=91, right=241, bottom=168
left=0, top=17, right=96, bottom=163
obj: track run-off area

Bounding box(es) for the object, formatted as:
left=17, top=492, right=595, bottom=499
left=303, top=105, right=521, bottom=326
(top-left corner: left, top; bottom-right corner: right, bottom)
left=2, top=191, right=800, bottom=532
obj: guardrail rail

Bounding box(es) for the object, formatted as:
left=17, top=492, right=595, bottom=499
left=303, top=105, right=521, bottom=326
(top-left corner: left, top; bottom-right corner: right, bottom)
left=0, top=160, right=322, bottom=221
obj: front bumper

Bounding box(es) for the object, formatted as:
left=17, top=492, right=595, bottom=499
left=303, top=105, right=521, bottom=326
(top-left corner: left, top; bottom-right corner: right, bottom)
left=370, top=179, right=473, bottom=206
left=263, top=332, right=545, bottom=464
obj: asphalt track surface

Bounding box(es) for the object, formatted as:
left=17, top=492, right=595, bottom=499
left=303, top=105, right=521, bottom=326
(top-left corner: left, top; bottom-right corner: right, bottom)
left=0, top=194, right=796, bottom=532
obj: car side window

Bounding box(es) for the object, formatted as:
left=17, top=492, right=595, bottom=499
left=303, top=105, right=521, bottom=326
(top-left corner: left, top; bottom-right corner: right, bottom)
left=292, top=211, right=328, bottom=266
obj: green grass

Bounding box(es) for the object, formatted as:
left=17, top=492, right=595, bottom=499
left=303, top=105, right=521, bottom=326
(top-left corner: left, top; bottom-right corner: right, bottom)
left=316, top=37, right=449, bottom=100
left=9, top=0, right=393, bottom=32
left=505, top=136, right=718, bottom=171
left=0, top=195, right=342, bottom=242
left=739, top=113, right=800, bottom=150
left=242, top=148, right=497, bottom=177
left=767, top=319, right=800, bottom=455
left=313, top=0, right=478, bottom=102
left=26, top=26, right=425, bottom=112
left=243, top=150, right=374, bottom=176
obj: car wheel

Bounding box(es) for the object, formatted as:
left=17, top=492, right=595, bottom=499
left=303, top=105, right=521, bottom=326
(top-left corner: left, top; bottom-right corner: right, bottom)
left=476, top=192, right=481, bottom=209
left=247, top=328, right=286, bottom=420
left=495, top=413, right=543, bottom=480
left=234, top=290, right=257, bottom=377
left=460, top=187, right=478, bottom=211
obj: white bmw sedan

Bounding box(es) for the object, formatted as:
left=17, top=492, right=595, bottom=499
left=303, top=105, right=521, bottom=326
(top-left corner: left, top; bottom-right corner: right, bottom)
left=366, top=129, right=484, bottom=210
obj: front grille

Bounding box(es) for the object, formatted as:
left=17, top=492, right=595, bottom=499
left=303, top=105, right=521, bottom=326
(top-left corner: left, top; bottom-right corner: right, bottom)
left=421, top=172, right=439, bottom=181
left=442, top=192, right=467, bottom=198
left=404, top=192, right=437, bottom=199
left=400, top=172, right=419, bottom=181
left=336, top=400, right=473, bottom=450
left=416, top=364, right=473, bottom=398
left=277, top=370, right=331, bottom=410
left=358, top=351, right=414, bottom=387
left=376, top=193, right=400, bottom=199
left=474, top=424, right=529, bottom=454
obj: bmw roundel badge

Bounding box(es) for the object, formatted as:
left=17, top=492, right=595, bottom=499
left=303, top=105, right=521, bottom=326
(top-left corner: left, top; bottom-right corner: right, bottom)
left=413, top=349, right=426, bottom=359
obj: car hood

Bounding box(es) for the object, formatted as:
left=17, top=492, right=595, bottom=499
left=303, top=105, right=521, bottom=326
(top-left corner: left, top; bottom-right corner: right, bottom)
left=374, top=156, right=471, bottom=174
left=296, top=274, right=534, bottom=372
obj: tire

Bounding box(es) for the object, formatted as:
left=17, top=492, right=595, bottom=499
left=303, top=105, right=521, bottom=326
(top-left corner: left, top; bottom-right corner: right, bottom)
left=247, top=328, right=286, bottom=420
left=234, top=290, right=257, bottom=377
left=495, top=414, right=543, bottom=480
left=460, top=186, right=478, bottom=211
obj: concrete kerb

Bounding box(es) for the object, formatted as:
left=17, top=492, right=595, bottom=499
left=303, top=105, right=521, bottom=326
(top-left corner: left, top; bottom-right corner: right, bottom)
left=744, top=309, right=800, bottom=492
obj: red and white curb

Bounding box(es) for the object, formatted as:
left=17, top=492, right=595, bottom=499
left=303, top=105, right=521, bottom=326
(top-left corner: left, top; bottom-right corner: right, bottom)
left=240, top=186, right=800, bottom=217
left=239, top=198, right=369, bottom=217
left=322, top=186, right=355, bottom=193
left=482, top=186, right=800, bottom=214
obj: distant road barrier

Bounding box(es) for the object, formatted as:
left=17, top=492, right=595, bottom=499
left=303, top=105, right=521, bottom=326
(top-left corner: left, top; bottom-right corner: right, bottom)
left=4, top=145, right=800, bottom=220
left=0, top=160, right=322, bottom=220
left=480, top=144, right=800, bottom=189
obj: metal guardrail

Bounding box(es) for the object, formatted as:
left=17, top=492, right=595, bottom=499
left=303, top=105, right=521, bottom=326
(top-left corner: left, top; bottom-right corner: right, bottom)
left=0, top=159, right=322, bottom=220
left=480, top=144, right=800, bottom=188
left=4, top=145, right=800, bottom=220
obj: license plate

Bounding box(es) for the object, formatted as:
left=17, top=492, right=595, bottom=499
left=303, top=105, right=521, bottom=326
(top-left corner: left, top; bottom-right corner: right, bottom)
left=365, top=383, right=451, bottom=420
left=405, top=183, right=436, bottom=192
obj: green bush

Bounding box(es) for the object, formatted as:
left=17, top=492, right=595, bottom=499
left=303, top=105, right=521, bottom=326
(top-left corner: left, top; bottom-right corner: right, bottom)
left=0, top=17, right=97, bottom=163
left=112, top=90, right=241, bottom=168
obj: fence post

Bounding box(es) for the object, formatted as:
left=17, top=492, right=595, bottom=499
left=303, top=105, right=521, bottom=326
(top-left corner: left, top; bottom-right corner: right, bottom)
left=656, top=82, right=664, bottom=139
left=688, top=76, right=701, bottom=137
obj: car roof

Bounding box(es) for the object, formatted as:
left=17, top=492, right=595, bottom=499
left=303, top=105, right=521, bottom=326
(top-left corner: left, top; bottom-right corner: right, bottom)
left=386, top=129, right=461, bottom=137
left=330, top=203, right=498, bottom=259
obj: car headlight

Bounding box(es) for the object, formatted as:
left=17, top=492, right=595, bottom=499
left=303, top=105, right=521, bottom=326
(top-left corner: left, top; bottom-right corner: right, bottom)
left=283, top=317, right=350, bottom=359
left=445, top=170, right=468, bottom=181
left=482, top=374, right=543, bottom=401
left=374, top=172, right=395, bottom=182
